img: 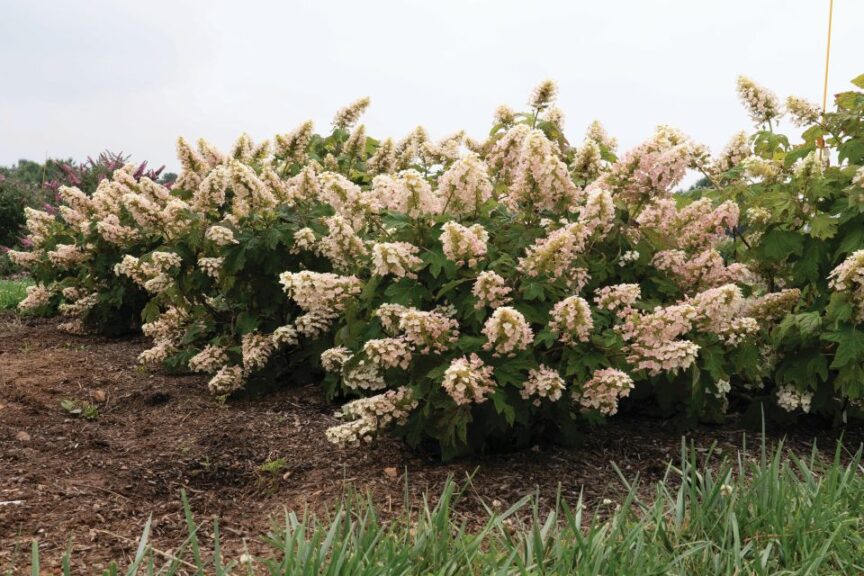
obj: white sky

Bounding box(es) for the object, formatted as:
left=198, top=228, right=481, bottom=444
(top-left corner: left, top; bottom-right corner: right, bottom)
left=1, top=0, right=861, bottom=173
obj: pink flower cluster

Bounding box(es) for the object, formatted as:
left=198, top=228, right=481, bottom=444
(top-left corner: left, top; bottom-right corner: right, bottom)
left=371, top=242, right=423, bottom=279
left=482, top=306, right=534, bottom=357
left=829, top=250, right=864, bottom=321
left=652, top=249, right=751, bottom=293
left=440, top=222, right=488, bottom=267
left=600, top=126, right=692, bottom=206
left=688, top=285, right=759, bottom=346
left=472, top=271, right=512, bottom=309
left=575, top=368, right=634, bottom=416
left=548, top=295, right=594, bottom=345
left=617, top=304, right=700, bottom=375
left=521, top=365, right=566, bottom=406
left=518, top=222, right=589, bottom=285
left=510, top=129, right=580, bottom=212
left=363, top=337, right=413, bottom=370
left=637, top=198, right=739, bottom=251
left=435, top=153, right=494, bottom=215
left=441, top=354, right=496, bottom=405
left=594, top=284, right=641, bottom=313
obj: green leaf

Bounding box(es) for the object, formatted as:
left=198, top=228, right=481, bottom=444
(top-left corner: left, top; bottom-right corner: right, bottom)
left=836, top=226, right=864, bottom=257
left=235, top=312, right=259, bottom=335
left=796, top=312, right=823, bottom=337
left=490, top=390, right=516, bottom=426
left=757, top=230, right=804, bottom=261
left=826, top=293, right=854, bottom=324
left=456, top=335, right=486, bottom=353
left=828, top=328, right=864, bottom=370
left=521, top=281, right=546, bottom=302
left=851, top=73, right=864, bottom=90
left=808, top=213, right=839, bottom=240
left=836, top=91, right=862, bottom=111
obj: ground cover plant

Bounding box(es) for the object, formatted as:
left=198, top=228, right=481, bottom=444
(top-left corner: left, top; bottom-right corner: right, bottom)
left=20, top=438, right=864, bottom=575
left=7, top=73, right=864, bottom=458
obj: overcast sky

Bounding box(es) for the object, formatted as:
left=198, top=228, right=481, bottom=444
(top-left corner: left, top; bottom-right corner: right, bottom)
left=1, top=0, right=861, bottom=173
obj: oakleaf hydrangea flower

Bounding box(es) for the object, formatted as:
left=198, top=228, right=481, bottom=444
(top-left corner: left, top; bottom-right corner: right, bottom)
left=482, top=306, right=533, bottom=357
left=441, top=354, right=496, bottom=405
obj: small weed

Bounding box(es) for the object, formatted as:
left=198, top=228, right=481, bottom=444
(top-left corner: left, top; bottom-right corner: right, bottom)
left=258, top=457, right=289, bottom=475
left=60, top=399, right=99, bottom=421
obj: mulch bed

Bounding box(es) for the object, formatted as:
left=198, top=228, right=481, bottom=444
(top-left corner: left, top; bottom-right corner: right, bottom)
left=1, top=313, right=860, bottom=571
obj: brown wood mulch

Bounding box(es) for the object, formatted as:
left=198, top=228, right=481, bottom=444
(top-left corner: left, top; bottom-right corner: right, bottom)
left=1, top=313, right=860, bottom=571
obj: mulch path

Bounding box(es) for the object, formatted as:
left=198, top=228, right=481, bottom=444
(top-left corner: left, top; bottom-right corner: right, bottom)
left=1, top=313, right=861, bottom=571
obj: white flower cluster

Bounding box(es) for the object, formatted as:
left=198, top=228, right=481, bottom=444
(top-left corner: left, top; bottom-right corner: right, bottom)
left=713, top=131, right=751, bottom=174
left=372, top=170, right=439, bottom=219
left=441, top=354, right=496, bottom=405
left=208, top=365, right=246, bottom=395
left=785, top=96, right=820, bottom=127
left=272, top=325, right=299, bottom=347
left=279, top=271, right=362, bottom=316
left=594, top=284, right=641, bottom=313
left=440, top=222, right=488, bottom=268
left=736, top=76, right=782, bottom=126
left=776, top=385, right=813, bottom=413
left=510, top=129, right=580, bottom=212
left=521, top=365, right=566, bottom=406
left=342, top=359, right=387, bottom=391
left=188, top=345, right=229, bottom=374
left=321, top=346, right=353, bottom=373
left=198, top=257, right=223, bottom=280
left=317, top=214, right=368, bottom=271
left=548, top=296, right=594, bottom=345
left=362, top=337, right=413, bottom=369
left=435, top=153, right=494, bottom=215
left=17, top=284, right=52, bottom=311
left=291, top=227, right=317, bottom=254
left=46, top=244, right=87, bottom=268
left=575, top=368, right=634, bottom=416
left=139, top=306, right=189, bottom=367
left=472, top=271, right=512, bottom=309
left=205, top=225, right=238, bottom=246
left=618, top=250, right=640, bottom=267
left=579, top=188, right=616, bottom=238
left=371, top=242, right=423, bottom=279
left=713, top=378, right=731, bottom=400
left=326, top=387, right=417, bottom=447
left=482, top=306, right=534, bottom=357
left=242, top=332, right=274, bottom=372
left=828, top=250, right=864, bottom=321
left=397, top=307, right=460, bottom=354
left=517, top=222, right=588, bottom=285
left=114, top=253, right=180, bottom=295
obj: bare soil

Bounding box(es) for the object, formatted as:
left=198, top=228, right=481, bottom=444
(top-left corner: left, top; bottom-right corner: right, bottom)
left=1, top=313, right=860, bottom=572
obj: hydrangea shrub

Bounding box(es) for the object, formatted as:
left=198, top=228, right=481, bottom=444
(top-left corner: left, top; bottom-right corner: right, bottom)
left=12, top=74, right=864, bottom=457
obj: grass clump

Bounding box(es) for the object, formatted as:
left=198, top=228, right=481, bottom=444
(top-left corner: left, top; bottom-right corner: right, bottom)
left=0, top=278, right=30, bottom=310
left=21, top=434, right=864, bottom=575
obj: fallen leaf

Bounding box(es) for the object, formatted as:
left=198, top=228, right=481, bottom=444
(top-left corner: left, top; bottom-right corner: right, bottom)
left=16, top=431, right=31, bottom=442
left=383, top=467, right=398, bottom=479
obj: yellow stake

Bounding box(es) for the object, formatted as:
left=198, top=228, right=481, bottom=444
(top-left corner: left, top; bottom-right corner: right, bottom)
left=822, top=0, right=834, bottom=113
